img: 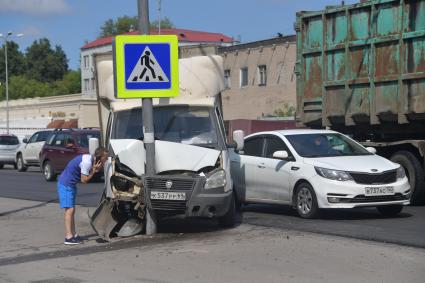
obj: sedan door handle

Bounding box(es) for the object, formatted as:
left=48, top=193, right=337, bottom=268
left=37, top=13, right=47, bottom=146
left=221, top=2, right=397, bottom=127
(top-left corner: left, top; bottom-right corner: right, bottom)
left=257, top=163, right=266, bottom=169
left=291, top=166, right=300, bottom=171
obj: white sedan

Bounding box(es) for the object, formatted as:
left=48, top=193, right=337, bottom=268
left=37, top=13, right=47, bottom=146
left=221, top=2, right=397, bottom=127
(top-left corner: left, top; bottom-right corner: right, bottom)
left=230, top=129, right=411, bottom=218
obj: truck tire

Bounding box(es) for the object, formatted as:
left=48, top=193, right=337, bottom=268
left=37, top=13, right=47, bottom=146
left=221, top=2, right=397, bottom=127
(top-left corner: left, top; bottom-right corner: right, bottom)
left=391, top=151, right=425, bottom=204
left=17, top=154, right=27, bottom=172
left=218, top=193, right=236, bottom=228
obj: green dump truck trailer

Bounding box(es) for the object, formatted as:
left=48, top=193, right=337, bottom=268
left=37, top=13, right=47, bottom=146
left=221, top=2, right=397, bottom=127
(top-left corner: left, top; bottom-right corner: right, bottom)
left=295, top=0, right=425, bottom=202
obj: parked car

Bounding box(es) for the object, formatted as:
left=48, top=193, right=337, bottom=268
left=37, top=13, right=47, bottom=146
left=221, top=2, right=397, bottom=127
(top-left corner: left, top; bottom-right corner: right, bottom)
left=15, top=129, right=54, bottom=171
left=230, top=129, right=411, bottom=218
left=0, top=134, right=20, bottom=169
left=39, top=128, right=100, bottom=181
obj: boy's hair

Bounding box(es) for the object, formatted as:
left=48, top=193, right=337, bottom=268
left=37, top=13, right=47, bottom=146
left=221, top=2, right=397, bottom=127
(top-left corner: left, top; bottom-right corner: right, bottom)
left=94, top=147, right=108, bottom=159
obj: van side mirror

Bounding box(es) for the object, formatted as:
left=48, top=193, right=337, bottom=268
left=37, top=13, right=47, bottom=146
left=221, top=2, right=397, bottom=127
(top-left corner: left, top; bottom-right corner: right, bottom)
left=273, top=150, right=289, bottom=159
left=89, top=138, right=100, bottom=155
left=366, top=147, right=376, bottom=154
left=232, top=130, right=245, bottom=151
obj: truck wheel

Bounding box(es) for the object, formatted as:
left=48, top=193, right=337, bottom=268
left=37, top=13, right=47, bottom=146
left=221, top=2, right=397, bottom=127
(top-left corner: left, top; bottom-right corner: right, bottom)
left=17, top=154, right=27, bottom=172
left=376, top=205, right=403, bottom=217
left=43, top=161, right=56, bottom=181
left=294, top=182, right=320, bottom=219
left=391, top=151, right=425, bottom=204
left=218, top=193, right=236, bottom=228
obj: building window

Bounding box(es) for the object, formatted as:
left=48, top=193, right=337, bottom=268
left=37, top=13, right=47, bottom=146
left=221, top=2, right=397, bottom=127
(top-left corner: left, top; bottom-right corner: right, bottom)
left=240, top=67, right=248, bottom=87
left=84, top=79, right=89, bottom=91
left=83, top=55, right=89, bottom=69
left=224, top=69, right=231, bottom=89
left=91, top=78, right=95, bottom=91
left=257, top=65, right=267, bottom=86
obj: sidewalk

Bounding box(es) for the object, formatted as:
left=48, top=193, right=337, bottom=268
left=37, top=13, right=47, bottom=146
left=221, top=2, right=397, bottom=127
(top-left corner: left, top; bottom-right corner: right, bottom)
left=0, top=197, right=98, bottom=259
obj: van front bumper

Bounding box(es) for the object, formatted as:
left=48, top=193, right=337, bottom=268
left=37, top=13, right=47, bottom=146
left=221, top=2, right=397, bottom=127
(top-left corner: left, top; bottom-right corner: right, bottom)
left=146, top=175, right=232, bottom=218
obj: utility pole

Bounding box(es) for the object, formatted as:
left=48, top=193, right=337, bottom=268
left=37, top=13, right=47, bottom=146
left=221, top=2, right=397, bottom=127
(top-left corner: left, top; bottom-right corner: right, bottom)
left=137, top=0, right=158, bottom=235
left=158, top=0, right=162, bottom=34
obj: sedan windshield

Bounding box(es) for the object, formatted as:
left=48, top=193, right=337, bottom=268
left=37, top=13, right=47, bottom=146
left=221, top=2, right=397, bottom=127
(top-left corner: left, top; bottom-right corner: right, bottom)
left=285, top=133, right=371, bottom=157
left=112, top=106, right=219, bottom=147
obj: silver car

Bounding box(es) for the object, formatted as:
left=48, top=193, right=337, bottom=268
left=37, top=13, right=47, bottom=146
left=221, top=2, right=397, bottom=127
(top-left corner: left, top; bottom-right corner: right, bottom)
left=0, top=134, right=20, bottom=169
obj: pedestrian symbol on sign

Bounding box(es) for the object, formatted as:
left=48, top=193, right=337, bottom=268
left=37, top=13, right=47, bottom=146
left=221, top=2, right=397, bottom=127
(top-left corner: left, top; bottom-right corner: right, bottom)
left=127, top=46, right=169, bottom=83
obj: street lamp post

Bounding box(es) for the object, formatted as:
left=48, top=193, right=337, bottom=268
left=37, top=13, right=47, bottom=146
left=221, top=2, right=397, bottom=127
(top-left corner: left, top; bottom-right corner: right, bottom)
left=0, top=32, right=23, bottom=134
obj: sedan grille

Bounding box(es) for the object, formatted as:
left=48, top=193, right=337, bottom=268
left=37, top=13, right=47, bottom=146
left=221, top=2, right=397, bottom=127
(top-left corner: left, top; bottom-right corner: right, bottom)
left=350, top=170, right=397, bottom=185
left=348, top=193, right=407, bottom=203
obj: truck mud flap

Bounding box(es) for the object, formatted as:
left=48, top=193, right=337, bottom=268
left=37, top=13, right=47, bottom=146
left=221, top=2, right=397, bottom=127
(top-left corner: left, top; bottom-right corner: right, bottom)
left=88, top=198, right=118, bottom=242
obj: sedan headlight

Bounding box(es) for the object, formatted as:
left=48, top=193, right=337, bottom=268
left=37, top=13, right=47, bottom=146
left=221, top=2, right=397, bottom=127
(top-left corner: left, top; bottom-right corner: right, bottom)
left=315, top=167, right=353, bottom=181
left=396, top=166, right=406, bottom=179
left=204, top=169, right=226, bottom=189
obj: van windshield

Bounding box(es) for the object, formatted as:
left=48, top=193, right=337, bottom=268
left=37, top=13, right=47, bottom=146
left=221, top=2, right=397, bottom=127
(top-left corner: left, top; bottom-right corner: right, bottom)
left=111, top=106, right=219, bottom=148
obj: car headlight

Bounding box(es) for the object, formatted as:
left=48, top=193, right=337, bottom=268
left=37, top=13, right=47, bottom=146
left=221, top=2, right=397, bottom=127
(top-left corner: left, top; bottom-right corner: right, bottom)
left=204, top=169, right=226, bottom=189
left=315, top=167, right=353, bottom=181
left=396, top=166, right=406, bottom=179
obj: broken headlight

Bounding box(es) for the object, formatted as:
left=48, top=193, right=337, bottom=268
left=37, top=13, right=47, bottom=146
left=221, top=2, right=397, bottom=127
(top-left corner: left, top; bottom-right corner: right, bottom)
left=204, top=169, right=226, bottom=189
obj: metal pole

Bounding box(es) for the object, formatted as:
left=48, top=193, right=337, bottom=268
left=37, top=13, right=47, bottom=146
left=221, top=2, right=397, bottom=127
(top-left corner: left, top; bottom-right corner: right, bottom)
left=158, top=0, right=161, bottom=35
left=4, top=36, right=8, bottom=134
left=138, top=0, right=157, bottom=235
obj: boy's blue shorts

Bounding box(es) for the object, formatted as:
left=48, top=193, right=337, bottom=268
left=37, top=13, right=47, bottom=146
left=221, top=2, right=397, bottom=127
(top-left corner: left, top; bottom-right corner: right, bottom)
left=57, top=182, right=77, bottom=209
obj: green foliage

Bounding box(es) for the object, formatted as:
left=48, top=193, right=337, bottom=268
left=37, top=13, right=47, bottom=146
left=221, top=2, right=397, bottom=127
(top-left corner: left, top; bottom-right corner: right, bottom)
left=25, top=38, right=68, bottom=82
left=273, top=103, right=296, bottom=117
left=150, top=17, right=174, bottom=29
left=0, top=41, right=26, bottom=82
left=0, top=38, right=79, bottom=101
left=99, top=16, right=174, bottom=38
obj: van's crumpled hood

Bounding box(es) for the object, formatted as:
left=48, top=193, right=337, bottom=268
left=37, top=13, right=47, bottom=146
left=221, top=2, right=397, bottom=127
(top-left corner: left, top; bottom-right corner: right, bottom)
left=110, top=139, right=220, bottom=175
left=303, top=155, right=398, bottom=173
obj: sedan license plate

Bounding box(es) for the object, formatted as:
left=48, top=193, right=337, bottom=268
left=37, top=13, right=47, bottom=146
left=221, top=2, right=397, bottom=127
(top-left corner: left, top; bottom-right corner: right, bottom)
left=150, top=191, right=186, bottom=201
left=365, top=186, right=394, bottom=196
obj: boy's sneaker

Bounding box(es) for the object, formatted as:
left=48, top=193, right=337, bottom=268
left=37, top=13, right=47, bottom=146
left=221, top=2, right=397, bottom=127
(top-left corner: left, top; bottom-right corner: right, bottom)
left=73, top=234, right=84, bottom=242
left=64, top=237, right=82, bottom=245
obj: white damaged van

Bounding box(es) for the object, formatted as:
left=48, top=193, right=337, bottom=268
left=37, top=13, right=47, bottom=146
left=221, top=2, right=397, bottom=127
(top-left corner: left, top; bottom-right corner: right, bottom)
left=90, top=53, right=244, bottom=240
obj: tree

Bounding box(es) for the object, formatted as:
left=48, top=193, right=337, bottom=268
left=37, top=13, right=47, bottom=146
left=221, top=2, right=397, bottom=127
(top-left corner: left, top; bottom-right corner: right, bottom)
left=25, top=38, right=68, bottom=83
left=0, top=41, right=26, bottom=83
left=99, top=16, right=174, bottom=38
left=53, top=69, right=81, bottom=95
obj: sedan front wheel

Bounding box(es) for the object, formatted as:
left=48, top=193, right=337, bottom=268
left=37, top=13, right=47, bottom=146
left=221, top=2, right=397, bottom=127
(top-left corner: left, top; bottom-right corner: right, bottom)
left=295, top=182, right=319, bottom=219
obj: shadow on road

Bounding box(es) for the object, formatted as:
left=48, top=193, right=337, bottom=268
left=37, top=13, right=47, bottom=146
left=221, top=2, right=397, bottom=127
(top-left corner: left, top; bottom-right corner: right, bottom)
left=0, top=198, right=58, bottom=217
left=243, top=203, right=413, bottom=221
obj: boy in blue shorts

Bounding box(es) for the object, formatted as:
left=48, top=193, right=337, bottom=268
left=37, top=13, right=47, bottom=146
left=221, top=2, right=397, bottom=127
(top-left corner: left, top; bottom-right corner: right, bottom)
left=57, top=147, right=108, bottom=245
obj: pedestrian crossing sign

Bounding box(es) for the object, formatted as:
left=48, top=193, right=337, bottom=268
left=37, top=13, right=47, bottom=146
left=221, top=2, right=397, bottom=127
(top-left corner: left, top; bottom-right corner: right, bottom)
left=114, top=35, right=179, bottom=98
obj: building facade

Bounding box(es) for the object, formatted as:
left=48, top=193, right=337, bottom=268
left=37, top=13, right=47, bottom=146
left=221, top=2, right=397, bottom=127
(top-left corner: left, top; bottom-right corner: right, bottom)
left=80, top=28, right=237, bottom=96
left=0, top=94, right=99, bottom=139
left=218, top=36, right=297, bottom=120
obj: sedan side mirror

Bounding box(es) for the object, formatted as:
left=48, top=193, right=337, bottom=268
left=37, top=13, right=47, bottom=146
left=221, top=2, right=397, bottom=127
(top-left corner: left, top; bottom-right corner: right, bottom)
left=89, top=138, right=100, bottom=155
left=273, top=150, right=289, bottom=159
left=23, top=138, right=28, bottom=143
left=366, top=147, right=376, bottom=154
left=232, top=130, right=245, bottom=151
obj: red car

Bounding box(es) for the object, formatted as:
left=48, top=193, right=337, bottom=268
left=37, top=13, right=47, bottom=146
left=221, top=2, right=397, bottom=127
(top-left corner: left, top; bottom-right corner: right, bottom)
left=39, top=128, right=100, bottom=181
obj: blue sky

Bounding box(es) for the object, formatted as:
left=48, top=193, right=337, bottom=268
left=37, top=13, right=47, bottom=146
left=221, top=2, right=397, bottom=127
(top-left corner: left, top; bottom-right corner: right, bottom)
left=0, top=0, right=358, bottom=70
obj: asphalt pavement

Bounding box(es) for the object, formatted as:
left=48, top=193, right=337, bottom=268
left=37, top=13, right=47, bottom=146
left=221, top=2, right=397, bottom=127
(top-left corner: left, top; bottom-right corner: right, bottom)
left=1, top=165, right=425, bottom=249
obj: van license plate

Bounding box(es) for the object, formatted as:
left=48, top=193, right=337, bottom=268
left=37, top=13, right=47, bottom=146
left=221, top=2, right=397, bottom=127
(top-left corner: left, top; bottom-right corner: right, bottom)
left=151, top=191, right=186, bottom=201
left=365, top=186, right=394, bottom=196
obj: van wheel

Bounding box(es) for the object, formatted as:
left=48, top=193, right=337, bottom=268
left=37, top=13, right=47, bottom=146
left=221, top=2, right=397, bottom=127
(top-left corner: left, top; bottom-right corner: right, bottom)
left=295, top=182, right=320, bottom=219
left=218, top=193, right=236, bottom=228
left=43, top=161, right=56, bottom=181
left=17, top=154, right=27, bottom=172
left=377, top=205, right=403, bottom=217
left=391, top=151, right=425, bottom=204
